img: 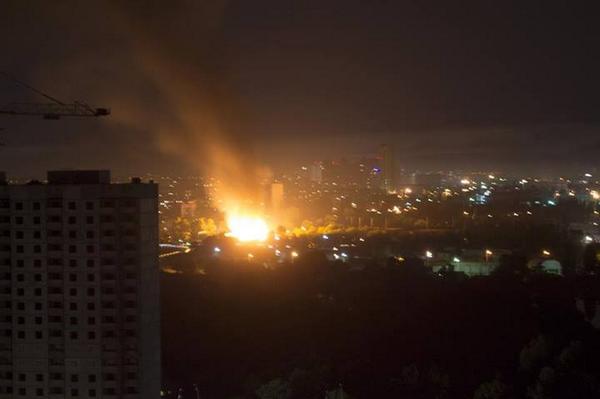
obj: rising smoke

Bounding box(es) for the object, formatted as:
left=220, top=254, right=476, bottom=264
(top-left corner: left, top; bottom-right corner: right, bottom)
left=2, top=0, right=269, bottom=208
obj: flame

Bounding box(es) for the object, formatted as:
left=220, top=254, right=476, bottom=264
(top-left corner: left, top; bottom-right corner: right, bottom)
left=225, top=213, right=269, bottom=242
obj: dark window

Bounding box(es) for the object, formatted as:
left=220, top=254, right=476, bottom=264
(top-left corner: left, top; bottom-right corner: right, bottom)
left=47, top=199, right=62, bottom=209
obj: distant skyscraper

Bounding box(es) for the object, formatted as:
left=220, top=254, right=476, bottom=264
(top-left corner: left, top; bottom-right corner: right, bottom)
left=380, top=144, right=394, bottom=192
left=0, top=170, right=160, bottom=398
left=309, top=163, right=323, bottom=184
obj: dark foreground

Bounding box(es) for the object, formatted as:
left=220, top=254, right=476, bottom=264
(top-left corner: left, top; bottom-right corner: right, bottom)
left=161, top=254, right=600, bottom=399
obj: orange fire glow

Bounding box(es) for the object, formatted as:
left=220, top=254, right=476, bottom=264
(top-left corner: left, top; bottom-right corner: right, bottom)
left=225, top=213, right=269, bottom=242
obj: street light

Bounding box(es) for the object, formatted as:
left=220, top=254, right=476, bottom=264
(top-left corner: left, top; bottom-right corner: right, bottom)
left=425, top=250, right=433, bottom=259
left=542, top=249, right=551, bottom=257
left=485, top=249, right=493, bottom=262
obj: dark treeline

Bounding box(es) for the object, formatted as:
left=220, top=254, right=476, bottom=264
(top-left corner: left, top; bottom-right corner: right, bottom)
left=161, top=254, right=600, bottom=398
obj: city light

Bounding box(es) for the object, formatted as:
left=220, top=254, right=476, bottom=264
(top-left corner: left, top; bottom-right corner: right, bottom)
left=425, top=250, right=433, bottom=259
left=584, top=235, right=594, bottom=244
left=291, top=251, right=299, bottom=258
left=591, top=190, right=600, bottom=200
left=452, top=256, right=460, bottom=263
left=542, top=249, right=551, bottom=256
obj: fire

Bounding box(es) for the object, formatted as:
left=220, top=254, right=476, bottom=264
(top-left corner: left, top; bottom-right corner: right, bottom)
left=226, top=213, right=269, bottom=242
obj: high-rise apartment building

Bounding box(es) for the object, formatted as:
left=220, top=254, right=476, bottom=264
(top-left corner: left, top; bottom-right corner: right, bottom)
left=0, top=170, right=160, bottom=399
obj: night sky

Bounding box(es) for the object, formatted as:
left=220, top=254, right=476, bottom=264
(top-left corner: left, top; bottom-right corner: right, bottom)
left=2, top=1, right=600, bottom=177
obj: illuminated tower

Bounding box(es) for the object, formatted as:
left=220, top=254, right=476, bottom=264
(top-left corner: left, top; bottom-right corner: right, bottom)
left=380, top=144, right=394, bottom=192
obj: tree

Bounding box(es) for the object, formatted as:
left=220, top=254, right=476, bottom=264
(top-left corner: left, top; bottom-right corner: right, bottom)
left=519, top=336, right=552, bottom=373
left=474, top=378, right=510, bottom=399
left=256, top=379, right=290, bottom=399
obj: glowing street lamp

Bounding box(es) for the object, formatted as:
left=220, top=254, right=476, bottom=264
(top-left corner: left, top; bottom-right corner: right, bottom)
left=485, top=249, right=493, bottom=262
left=425, top=250, right=433, bottom=259
left=542, top=249, right=551, bottom=257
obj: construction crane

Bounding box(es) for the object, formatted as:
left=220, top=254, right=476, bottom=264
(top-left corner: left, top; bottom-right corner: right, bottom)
left=0, top=72, right=110, bottom=120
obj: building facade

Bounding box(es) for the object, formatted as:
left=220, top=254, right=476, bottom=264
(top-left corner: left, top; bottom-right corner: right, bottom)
left=0, top=171, right=160, bottom=398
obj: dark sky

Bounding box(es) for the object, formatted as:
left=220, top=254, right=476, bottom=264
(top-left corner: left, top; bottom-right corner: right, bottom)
left=2, top=0, right=600, bottom=178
